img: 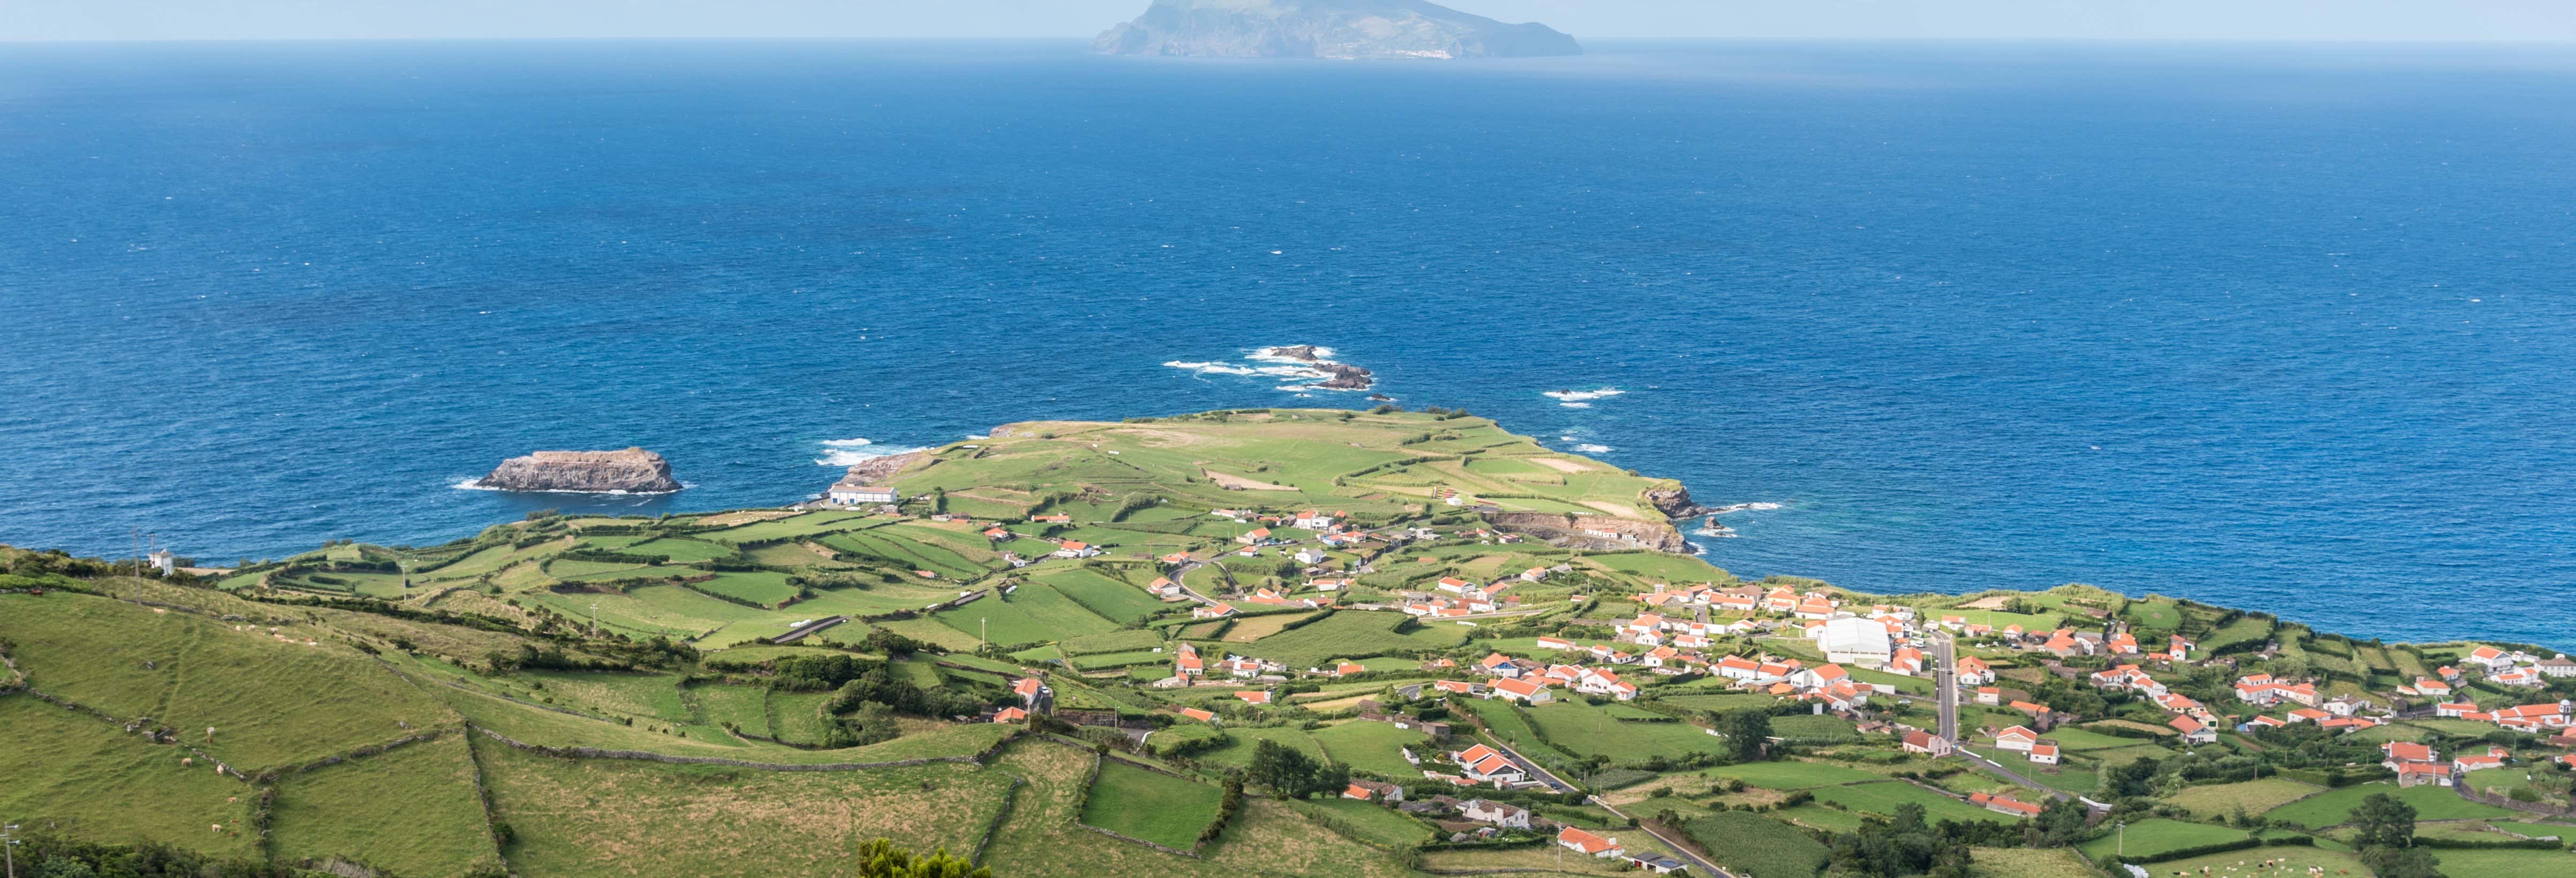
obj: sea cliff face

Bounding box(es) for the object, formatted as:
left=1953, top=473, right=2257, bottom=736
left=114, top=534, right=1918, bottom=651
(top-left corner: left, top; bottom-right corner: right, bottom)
left=474, top=448, right=681, bottom=493
left=1487, top=511, right=1691, bottom=554
left=1093, top=0, right=1580, bottom=59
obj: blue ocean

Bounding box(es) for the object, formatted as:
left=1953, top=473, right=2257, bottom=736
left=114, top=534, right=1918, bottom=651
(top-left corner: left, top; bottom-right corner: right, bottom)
left=3, top=40, right=2572, bottom=645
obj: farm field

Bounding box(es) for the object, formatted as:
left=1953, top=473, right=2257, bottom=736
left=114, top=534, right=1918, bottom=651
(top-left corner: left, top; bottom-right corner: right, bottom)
left=2162, top=777, right=2323, bottom=818
left=1286, top=796, right=1432, bottom=848
left=1965, top=846, right=2094, bottom=878
left=267, top=734, right=499, bottom=877
left=1308, top=719, right=1431, bottom=777
left=1701, top=759, right=1888, bottom=789
left=1195, top=725, right=1325, bottom=769
left=0, top=694, right=262, bottom=857
left=0, top=592, right=453, bottom=770
left=1683, top=811, right=1831, bottom=878
left=1807, top=780, right=2004, bottom=825
left=2074, top=818, right=2247, bottom=860
left=1521, top=700, right=1723, bottom=761
left=1080, top=761, right=1224, bottom=849
left=1227, top=610, right=1466, bottom=669
left=934, top=582, right=1120, bottom=645
left=2267, top=781, right=2518, bottom=829
left=474, top=735, right=1012, bottom=878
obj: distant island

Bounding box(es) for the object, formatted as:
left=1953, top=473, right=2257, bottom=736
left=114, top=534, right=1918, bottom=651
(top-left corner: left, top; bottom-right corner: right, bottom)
left=1093, top=0, right=1581, bottom=59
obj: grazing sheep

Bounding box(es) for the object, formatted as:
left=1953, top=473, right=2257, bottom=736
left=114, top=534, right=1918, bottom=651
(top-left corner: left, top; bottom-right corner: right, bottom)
left=181, top=757, right=194, bottom=767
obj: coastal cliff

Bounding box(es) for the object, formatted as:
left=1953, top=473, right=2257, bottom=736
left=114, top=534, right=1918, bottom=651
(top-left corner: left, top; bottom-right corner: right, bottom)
left=1093, top=0, right=1581, bottom=60
left=840, top=451, right=926, bottom=485
left=473, top=448, right=681, bottom=493
left=1487, top=511, right=1691, bottom=554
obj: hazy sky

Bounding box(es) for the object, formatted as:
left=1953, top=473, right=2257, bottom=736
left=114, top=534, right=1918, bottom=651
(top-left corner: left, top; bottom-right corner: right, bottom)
left=5, top=0, right=2573, bottom=42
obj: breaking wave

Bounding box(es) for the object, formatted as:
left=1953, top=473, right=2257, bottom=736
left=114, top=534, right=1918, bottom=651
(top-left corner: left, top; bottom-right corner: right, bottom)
left=1544, top=387, right=1626, bottom=402
left=1574, top=443, right=1612, bottom=453
left=815, top=438, right=928, bottom=467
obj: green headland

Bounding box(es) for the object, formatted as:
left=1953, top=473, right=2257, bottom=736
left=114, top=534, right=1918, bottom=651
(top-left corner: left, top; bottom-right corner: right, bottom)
left=4, top=408, right=2572, bottom=878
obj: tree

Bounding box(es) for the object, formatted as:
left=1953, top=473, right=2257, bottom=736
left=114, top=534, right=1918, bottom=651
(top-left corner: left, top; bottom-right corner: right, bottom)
left=855, top=838, right=989, bottom=878
left=1716, top=708, right=1773, bottom=762
left=2358, top=845, right=2445, bottom=878
left=1249, top=738, right=1334, bottom=798
left=2351, top=791, right=2418, bottom=850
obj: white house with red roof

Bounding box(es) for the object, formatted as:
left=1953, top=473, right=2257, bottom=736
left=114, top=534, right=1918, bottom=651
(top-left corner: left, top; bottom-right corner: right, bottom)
left=1491, top=677, right=1555, bottom=704
left=1993, top=726, right=2041, bottom=752
left=1556, top=828, right=1624, bottom=859
left=2170, top=714, right=2216, bottom=745
left=1451, top=744, right=1526, bottom=784
left=1968, top=792, right=2043, bottom=818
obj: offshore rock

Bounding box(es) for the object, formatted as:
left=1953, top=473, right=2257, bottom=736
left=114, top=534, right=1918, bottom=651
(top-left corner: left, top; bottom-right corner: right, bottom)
left=1093, top=0, right=1581, bottom=60
left=1643, top=484, right=1709, bottom=519
left=474, top=448, right=681, bottom=493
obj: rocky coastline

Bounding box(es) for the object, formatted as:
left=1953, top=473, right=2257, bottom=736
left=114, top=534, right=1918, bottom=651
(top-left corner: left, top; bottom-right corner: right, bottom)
left=473, top=448, right=682, bottom=493
left=1261, top=345, right=1375, bottom=391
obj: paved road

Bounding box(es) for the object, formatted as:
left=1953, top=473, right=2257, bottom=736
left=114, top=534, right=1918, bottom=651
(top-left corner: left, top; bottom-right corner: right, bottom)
left=1931, top=630, right=1959, bottom=742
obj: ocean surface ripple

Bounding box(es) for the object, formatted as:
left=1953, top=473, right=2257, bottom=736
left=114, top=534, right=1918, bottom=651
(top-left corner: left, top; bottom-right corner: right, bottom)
left=3, top=41, right=2572, bottom=644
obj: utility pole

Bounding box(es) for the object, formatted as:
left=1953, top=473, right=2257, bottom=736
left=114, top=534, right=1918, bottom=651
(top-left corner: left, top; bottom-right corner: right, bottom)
left=2116, top=820, right=2126, bottom=857
left=589, top=602, right=599, bottom=638
left=131, top=527, right=142, bottom=576
left=5, top=822, right=20, bottom=878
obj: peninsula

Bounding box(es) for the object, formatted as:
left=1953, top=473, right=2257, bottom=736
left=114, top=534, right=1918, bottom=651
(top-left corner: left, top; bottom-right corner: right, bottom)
left=1093, top=0, right=1581, bottom=59
left=4, top=408, right=2567, bottom=878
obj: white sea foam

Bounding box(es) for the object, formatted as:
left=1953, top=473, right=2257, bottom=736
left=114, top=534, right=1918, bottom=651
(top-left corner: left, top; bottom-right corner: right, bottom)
left=815, top=438, right=928, bottom=467
left=1247, top=345, right=1334, bottom=363
left=1543, top=388, right=1626, bottom=402
left=1558, top=402, right=1591, bottom=409
left=1574, top=443, right=1612, bottom=453
left=1164, top=360, right=1263, bottom=377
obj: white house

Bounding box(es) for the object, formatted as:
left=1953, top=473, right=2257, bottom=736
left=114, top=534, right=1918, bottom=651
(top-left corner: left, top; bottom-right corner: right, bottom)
left=827, top=482, right=899, bottom=505
left=1818, top=616, right=1894, bottom=668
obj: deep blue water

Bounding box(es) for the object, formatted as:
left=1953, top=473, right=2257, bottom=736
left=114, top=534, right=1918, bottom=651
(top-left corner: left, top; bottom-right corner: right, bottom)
left=4, top=40, right=2574, bottom=645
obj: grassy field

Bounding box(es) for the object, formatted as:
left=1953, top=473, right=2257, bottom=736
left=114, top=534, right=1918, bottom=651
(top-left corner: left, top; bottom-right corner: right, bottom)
left=1683, top=811, right=1830, bottom=878
left=1033, top=567, right=1169, bottom=625
left=2162, top=777, right=2323, bottom=818
left=978, top=742, right=1240, bottom=878
left=1227, top=610, right=1465, bottom=668
left=1308, top=720, right=1431, bottom=777
left=2075, top=818, right=2247, bottom=860
left=1702, top=759, right=1888, bottom=789
left=1289, top=797, right=1433, bottom=848
left=1966, top=846, right=2095, bottom=878
left=2424, top=846, right=2576, bottom=878
left=2267, top=781, right=2518, bottom=829
left=1521, top=700, right=1724, bottom=761
left=267, top=734, right=499, bottom=877
left=1081, top=761, right=1224, bottom=849
left=474, top=735, right=1012, bottom=878
left=688, top=570, right=801, bottom=607
left=936, top=582, right=1121, bottom=646
left=1059, top=628, right=1167, bottom=655
left=1195, top=725, right=1324, bottom=769
left=0, top=592, right=454, bottom=770
left=2150, top=844, right=2369, bottom=877
left=1809, top=780, right=2004, bottom=825
left=625, top=537, right=738, bottom=562
left=0, top=694, right=262, bottom=857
